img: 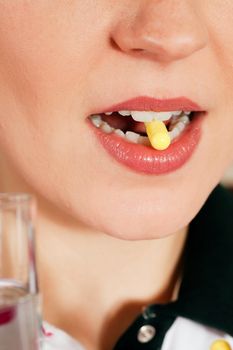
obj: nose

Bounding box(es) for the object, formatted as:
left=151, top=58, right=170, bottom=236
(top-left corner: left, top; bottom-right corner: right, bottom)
left=111, top=0, right=208, bottom=63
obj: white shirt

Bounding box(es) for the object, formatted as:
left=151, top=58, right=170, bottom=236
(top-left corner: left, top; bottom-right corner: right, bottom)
left=41, top=318, right=233, bottom=350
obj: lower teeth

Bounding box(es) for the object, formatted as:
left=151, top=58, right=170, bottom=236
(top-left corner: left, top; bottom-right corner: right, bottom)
left=89, top=113, right=191, bottom=146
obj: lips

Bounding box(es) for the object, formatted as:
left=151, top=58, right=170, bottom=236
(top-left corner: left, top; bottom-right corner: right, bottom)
left=87, top=96, right=205, bottom=175
left=101, top=96, right=203, bottom=114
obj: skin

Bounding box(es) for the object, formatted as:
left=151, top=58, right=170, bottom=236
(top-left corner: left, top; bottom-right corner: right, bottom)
left=0, top=0, right=233, bottom=349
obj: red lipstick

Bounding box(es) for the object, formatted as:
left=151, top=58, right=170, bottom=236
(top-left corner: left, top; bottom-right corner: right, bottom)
left=102, top=96, right=203, bottom=113
left=88, top=96, right=206, bottom=175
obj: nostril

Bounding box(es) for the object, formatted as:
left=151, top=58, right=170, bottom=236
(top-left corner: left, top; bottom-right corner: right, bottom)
left=132, top=48, right=144, bottom=52
left=110, top=37, right=145, bottom=54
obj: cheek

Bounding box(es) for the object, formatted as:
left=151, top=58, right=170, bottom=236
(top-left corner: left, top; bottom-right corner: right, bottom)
left=204, top=1, right=233, bottom=107
left=0, top=1, right=111, bottom=126
left=198, top=1, right=233, bottom=162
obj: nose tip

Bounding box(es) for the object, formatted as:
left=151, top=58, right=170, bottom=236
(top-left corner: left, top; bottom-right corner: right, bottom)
left=124, top=30, right=207, bottom=62
left=111, top=2, right=208, bottom=63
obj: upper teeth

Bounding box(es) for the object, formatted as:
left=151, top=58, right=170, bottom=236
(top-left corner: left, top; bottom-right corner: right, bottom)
left=89, top=111, right=192, bottom=144
left=130, top=111, right=182, bottom=122
left=105, top=110, right=191, bottom=122
left=117, top=110, right=131, bottom=116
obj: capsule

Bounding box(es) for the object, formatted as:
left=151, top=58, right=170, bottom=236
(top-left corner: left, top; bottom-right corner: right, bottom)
left=145, top=119, right=171, bottom=150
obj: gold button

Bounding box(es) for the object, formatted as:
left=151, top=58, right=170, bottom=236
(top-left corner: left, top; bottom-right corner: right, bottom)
left=210, top=340, right=232, bottom=350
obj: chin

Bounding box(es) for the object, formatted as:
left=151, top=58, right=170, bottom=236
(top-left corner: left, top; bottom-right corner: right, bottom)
left=109, top=212, right=192, bottom=241
left=80, top=163, right=226, bottom=242
left=98, top=219, right=185, bottom=241
left=78, top=194, right=194, bottom=241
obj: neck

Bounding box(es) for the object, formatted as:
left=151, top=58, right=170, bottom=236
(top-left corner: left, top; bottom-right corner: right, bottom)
left=0, top=154, right=188, bottom=350
left=37, top=206, right=188, bottom=350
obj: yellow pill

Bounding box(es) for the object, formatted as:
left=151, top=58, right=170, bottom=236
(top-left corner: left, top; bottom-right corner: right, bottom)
left=210, top=339, right=232, bottom=350
left=145, top=119, right=171, bottom=151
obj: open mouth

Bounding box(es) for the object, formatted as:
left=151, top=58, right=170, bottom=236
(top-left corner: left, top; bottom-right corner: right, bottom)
left=86, top=95, right=205, bottom=175
left=88, top=110, right=193, bottom=147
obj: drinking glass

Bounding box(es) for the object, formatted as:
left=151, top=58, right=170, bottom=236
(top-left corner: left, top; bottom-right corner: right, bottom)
left=0, top=193, right=42, bottom=350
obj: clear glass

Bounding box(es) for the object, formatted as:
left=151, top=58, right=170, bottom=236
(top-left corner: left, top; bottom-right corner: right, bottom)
left=0, top=193, right=42, bottom=350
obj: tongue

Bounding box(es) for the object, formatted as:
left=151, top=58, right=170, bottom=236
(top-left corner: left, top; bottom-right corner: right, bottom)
left=102, top=113, right=147, bottom=134
left=132, top=121, right=147, bottom=134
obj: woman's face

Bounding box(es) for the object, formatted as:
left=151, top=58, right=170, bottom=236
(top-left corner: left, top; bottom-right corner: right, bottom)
left=0, top=1, right=232, bottom=240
